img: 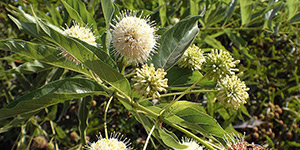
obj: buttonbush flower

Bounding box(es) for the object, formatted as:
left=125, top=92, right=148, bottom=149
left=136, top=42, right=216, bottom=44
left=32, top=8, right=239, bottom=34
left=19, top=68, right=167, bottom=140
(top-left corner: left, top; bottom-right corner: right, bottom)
left=111, top=11, right=158, bottom=64
left=174, top=138, right=203, bottom=150
left=86, top=133, right=131, bottom=150
left=61, top=22, right=97, bottom=65
left=178, top=44, right=206, bottom=71
left=224, top=133, right=263, bottom=150
left=132, top=63, right=168, bottom=98
left=217, top=75, right=249, bottom=109
left=203, top=49, right=239, bottom=79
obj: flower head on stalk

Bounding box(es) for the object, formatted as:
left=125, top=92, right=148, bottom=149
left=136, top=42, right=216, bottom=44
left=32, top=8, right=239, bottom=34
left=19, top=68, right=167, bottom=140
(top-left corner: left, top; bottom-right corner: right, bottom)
left=217, top=75, right=249, bottom=109
left=132, top=63, right=168, bottom=98
left=111, top=10, right=158, bottom=64
left=61, top=21, right=97, bottom=65
left=86, top=133, right=132, bottom=150
left=178, top=44, right=206, bottom=71
left=203, top=49, right=239, bottom=79
left=174, top=138, right=203, bottom=150
left=223, top=133, right=264, bottom=150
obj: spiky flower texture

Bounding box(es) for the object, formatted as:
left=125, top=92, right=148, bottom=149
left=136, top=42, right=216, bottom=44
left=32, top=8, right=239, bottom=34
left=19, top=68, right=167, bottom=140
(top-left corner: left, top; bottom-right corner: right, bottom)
left=178, top=44, right=206, bottom=70
left=174, top=138, right=203, bottom=150
left=132, top=64, right=168, bottom=98
left=112, top=11, right=158, bottom=64
left=62, top=22, right=97, bottom=65
left=203, top=49, right=239, bottom=79
left=87, top=133, right=131, bottom=150
left=217, top=75, right=249, bottom=109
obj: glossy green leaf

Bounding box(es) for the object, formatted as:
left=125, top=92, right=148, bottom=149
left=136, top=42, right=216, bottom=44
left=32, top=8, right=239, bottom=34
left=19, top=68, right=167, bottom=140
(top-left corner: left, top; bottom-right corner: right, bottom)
left=167, top=66, right=215, bottom=88
left=7, top=60, right=53, bottom=74
left=172, top=108, right=226, bottom=138
left=158, top=127, right=188, bottom=149
left=287, top=0, right=298, bottom=20
left=240, top=0, right=252, bottom=26
left=224, top=0, right=237, bottom=24
left=0, top=78, right=104, bottom=120
left=62, top=0, right=99, bottom=35
left=0, top=40, right=91, bottom=76
left=151, top=16, right=200, bottom=71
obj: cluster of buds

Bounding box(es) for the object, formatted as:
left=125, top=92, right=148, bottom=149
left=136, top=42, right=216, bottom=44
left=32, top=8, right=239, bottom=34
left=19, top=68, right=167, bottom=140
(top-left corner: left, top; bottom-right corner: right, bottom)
left=178, top=44, right=206, bottom=71
left=224, top=133, right=263, bottom=150
left=217, top=75, right=250, bottom=109
left=132, top=63, right=168, bottom=98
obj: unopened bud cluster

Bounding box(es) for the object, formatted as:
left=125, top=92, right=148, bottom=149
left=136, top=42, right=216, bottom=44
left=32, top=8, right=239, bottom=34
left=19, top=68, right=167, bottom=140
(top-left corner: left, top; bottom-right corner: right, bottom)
left=132, top=64, right=168, bottom=98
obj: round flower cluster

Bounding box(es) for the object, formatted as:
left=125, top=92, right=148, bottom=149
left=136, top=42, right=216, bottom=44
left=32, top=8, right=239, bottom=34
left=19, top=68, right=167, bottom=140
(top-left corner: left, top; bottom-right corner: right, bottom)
left=217, top=75, right=249, bottom=109
left=62, top=22, right=97, bottom=65
left=203, top=49, right=239, bottom=79
left=223, top=133, right=263, bottom=150
left=86, top=133, right=131, bottom=150
left=132, top=63, right=168, bottom=98
left=174, top=138, right=203, bottom=150
left=178, top=44, right=206, bottom=71
left=111, top=11, right=158, bottom=64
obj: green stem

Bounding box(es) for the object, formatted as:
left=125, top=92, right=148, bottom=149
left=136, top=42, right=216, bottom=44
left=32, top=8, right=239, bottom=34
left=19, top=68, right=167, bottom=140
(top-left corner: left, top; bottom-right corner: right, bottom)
left=121, top=60, right=127, bottom=75
left=139, top=89, right=217, bottom=103
left=104, top=96, right=113, bottom=139
left=159, top=73, right=209, bottom=117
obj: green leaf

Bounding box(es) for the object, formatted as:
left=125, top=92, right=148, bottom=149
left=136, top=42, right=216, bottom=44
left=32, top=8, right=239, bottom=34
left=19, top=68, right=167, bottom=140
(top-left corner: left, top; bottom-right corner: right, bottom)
left=168, top=101, right=206, bottom=115
left=78, top=96, right=92, bottom=145
left=290, top=13, right=300, bottom=24
left=287, top=0, right=298, bottom=20
left=151, top=16, right=200, bottom=71
left=240, top=0, right=252, bottom=26
left=101, top=0, right=115, bottom=52
left=0, top=40, right=91, bottom=76
left=158, top=0, right=167, bottom=27
left=62, top=0, right=99, bottom=35
left=203, top=35, right=227, bottom=50
left=174, top=108, right=226, bottom=138
left=224, top=0, right=237, bottom=24
left=0, top=78, right=104, bottom=120
left=190, top=0, right=199, bottom=16
left=158, top=127, right=188, bottom=149
left=7, top=60, right=53, bottom=74
left=167, top=66, right=215, bottom=88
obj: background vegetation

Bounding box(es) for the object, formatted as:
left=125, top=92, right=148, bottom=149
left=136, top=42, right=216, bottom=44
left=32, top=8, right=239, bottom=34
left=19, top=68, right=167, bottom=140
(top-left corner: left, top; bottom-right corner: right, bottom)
left=0, top=0, right=300, bottom=149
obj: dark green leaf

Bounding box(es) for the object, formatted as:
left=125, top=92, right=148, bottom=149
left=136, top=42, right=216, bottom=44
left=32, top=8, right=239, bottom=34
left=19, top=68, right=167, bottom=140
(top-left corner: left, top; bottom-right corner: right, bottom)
left=7, top=60, right=53, bottom=74
left=0, top=78, right=104, bottom=120
left=62, top=0, right=99, bottom=35
left=158, top=127, right=188, bottom=149
left=240, top=0, right=252, bottom=26
left=151, top=16, right=200, bottom=71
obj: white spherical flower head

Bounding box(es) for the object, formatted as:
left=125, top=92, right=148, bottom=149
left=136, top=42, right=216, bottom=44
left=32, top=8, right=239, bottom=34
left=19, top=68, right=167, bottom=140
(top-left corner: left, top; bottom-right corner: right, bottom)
left=223, top=133, right=263, bottom=150
left=112, top=11, right=158, bottom=64
left=217, top=75, right=249, bottom=109
left=61, top=22, right=97, bottom=65
left=178, top=44, right=206, bottom=70
left=174, top=138, right=203, bottom=150
left=86, top=133, right=131, bottom=150
left=203, top=49, right=240, bottom=79
left=132, top=63, right=168, bottom=98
